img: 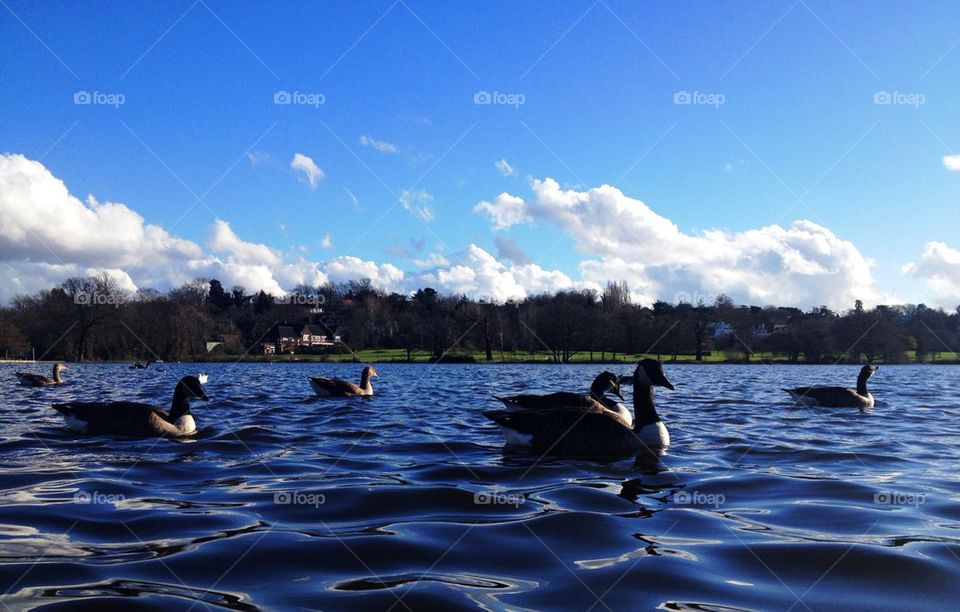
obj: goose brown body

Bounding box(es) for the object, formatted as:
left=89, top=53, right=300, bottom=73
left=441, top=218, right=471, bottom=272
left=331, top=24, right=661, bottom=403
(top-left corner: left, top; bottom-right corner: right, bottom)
left=16, top=363, right=67, bottom=387
left=51, top=376, right=209, bottom=437
left=309, top=366, right=378, bottom=397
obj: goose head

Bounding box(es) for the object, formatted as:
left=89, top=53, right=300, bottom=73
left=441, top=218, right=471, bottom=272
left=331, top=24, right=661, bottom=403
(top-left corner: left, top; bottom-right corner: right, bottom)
left=633, top=359, right=675, bottom=390
left=362, top=366, right=379, bottom=380
left=860, top=364, right=878, bottom=379
left=594, top=371, right=625, bottom=401
left=176, top=375, right=209, bottom=402
left=54, top=362, right=68, bottom=373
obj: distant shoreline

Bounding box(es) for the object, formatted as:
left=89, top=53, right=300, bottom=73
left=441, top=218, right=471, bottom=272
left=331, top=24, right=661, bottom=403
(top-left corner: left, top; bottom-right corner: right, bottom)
left=3, top=357, right=958, bottom=365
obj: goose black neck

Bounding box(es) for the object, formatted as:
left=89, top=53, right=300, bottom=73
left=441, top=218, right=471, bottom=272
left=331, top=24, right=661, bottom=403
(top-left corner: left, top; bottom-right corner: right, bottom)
left=170, top=384, right=193, bottom=420
left=856, top=370, right=871, bottom=395
left=632, top=383, right=660, bottom=431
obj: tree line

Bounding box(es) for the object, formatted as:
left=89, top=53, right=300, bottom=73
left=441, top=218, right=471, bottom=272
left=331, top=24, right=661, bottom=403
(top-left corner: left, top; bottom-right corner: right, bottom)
left=0, top=274, right=957, bottom=363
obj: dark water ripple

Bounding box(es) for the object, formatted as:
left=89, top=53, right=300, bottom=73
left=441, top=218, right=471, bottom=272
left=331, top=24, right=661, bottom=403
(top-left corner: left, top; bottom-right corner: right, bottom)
left=1, top=362, right=959, bottom=610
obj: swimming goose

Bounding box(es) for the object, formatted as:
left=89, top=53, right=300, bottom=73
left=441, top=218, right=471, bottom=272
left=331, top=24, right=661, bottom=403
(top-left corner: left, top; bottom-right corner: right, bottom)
left=784, top=365, right=878, bottom=408
left=309, top=366, right=378, bottom=397
left=51, top=375, right=209, bottom=437
left=495, top=371, right=631, bottom=425
left=16, top=363, right=67, bottom=387
left=484, top=359, right=675, bottom=456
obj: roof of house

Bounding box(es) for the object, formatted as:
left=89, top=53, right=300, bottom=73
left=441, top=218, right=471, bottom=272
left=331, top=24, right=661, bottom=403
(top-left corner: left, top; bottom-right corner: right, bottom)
left=300, top=323, right=326, bottom=335
left=277, top=325, right=296, bottom=338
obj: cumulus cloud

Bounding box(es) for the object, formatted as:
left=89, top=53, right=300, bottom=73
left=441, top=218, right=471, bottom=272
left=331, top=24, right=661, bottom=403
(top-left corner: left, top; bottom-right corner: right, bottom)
left=209, top=219, right=282, bottom=267
left=903, top=242, right=960, bottom=306
left=943, top=155, right=960, bottom=172
left=475, top=177, right=881, bottom=308
left=413, top=252, right=450, bottom=267
left=290, top=153, right=324, bottom=189
left=0, top=154, right=332, bottom=300
left=494, top=236, right=532, bottom=265
left=325, top=256, right=405, bottom=289
left=495, top=158, right=517, bottom=177
left=421, top=244, right=597, bottom=301
left=400, top=189, right=435, bottom=222
left=359, top=135, right=399, bottom=154
left=473, top=193, right=529, bottom=230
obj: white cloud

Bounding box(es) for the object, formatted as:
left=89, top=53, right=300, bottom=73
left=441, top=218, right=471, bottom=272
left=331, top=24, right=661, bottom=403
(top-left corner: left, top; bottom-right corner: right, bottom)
left=400, top=189, right=435, bottom=222
left=321, top=234, right=333, bottom=249
left=290, top=153, right=324, bottom=189
left=903, top=242, right=960, bottom=306
left=324, top=256, right=405, bottom=290
left=495, top=158, right=517, bottom=177
left=0, top=155, right=899, bottom=310
left=344, top=188, right=360, bottom=210
left=476, top=177, right=882, bottom=309
left=412, top=252, right=450, bottom=267
left=943, top=155, right=960, bottom=172
left=247, top=151, right=270, bottom=166
left=359, top=135, right=399, bottom=154
left=473, top=193, right=529, bottom=230
left=494, top=235, right=532, bottom=265
left=423, top=244, right=596, bottom=301
left=0, top=154, right=329, bottom=301
left=209, top=219, right=282, bottom=267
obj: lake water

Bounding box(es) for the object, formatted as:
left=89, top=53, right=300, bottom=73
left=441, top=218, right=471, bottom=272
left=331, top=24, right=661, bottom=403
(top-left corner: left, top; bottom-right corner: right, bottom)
left=1, top=362, right=959, bottom=610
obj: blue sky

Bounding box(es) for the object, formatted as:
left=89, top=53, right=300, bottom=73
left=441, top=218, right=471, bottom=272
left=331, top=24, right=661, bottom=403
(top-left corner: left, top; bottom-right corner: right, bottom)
left=2, top=1, right=959, bottom=307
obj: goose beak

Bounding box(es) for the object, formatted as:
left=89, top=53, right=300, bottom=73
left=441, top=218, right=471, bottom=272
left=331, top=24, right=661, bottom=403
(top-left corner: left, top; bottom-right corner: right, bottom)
left=656, top=373, right=675, bottom=390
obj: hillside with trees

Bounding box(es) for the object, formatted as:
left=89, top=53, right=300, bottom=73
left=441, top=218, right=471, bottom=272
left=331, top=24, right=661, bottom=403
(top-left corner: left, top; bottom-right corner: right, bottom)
left=1, top=275, right=957, bottom=364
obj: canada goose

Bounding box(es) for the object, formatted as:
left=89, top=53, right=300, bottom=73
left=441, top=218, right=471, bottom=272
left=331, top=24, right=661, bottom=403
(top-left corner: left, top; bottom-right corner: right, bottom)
left=51, top=375, right=209, bottom=437
left=484, top=359, right=675, bottom=456
left=495, top=371, right=631, bottom=425
left=16, top=363, right=67, bottom=387
left=308, top=366, right=378, bottom=397
left=784, top=365, right=878, bottom=408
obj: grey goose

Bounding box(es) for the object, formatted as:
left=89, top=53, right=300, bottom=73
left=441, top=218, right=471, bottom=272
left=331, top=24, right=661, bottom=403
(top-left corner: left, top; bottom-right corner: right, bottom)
left=309, top=366, right=378, bottom=397
left=16, top=362, right=67, bottom=387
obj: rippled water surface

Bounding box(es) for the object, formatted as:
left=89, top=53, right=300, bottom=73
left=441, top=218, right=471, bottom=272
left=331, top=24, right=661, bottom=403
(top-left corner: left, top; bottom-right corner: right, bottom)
left=1, top=362, right=959, bottom=610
